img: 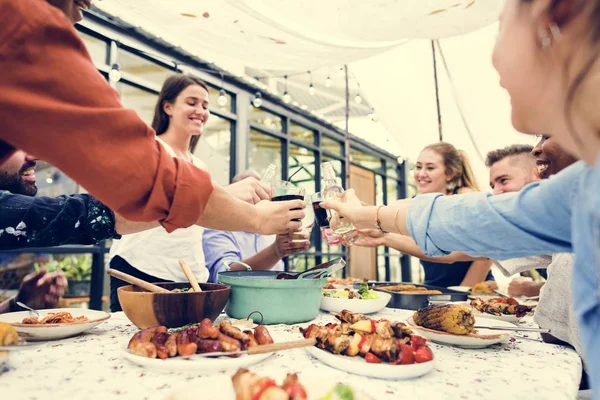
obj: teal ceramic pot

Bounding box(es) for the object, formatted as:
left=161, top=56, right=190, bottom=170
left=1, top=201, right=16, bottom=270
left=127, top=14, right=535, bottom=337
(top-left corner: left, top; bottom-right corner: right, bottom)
left=218, top=265, right=326, bottom=325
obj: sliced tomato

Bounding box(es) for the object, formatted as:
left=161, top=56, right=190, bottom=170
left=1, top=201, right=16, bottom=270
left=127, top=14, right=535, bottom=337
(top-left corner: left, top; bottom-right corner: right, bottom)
left=414, top=346, right=434, bottom=363
left=398, top=344, right=415, bottom=365
left=410, top=335, right=427, bottom=351
left=251, top=379, right=277, bottom=400
left=365, top=352, right=381, bottom=363
left=370, top=319, right=377, bottom=334
left=285, top=382, right=308, bottom=399
left=358, top=335, right=368, bottom=350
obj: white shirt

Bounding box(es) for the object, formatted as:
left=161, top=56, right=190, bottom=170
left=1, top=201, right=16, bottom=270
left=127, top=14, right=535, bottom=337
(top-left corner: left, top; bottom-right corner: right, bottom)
left=108, top=138, right=209, bottom=283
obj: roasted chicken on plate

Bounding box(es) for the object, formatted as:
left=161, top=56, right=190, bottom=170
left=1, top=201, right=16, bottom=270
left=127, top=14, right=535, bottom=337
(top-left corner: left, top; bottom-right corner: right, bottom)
left=470, top=297, right=533, bottom=318
left=127, top=318, right=274, bottom=359
left=232, top=368, right=307, bottom=400
left=301, top=309, right=433, bottom=365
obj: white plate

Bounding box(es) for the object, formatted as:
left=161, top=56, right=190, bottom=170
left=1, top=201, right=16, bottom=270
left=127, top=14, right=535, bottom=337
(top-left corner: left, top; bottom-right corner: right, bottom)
left=320, top=292, right=391, bottom=314
left=166, top=370, right=374, bottom=400
left=305, top=346, right=435, bottom=380
left=123, top=347, right=273, bottom=372
left=470, top=309, right=520, bottom=323
left=447, top=286, right=471, bottom=293
left=406, top=316, right=513, bottom=349
left=0, top=308, right=110, bottom=341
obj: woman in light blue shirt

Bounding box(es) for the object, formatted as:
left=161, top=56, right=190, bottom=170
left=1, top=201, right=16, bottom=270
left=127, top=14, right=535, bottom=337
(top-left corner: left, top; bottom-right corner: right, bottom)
left=323, top=1, right=600, bottom=397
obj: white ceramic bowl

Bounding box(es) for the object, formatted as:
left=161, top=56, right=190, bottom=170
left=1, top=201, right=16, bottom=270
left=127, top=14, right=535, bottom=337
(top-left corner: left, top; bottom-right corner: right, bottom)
left=320, top=292, right=391, bottom=314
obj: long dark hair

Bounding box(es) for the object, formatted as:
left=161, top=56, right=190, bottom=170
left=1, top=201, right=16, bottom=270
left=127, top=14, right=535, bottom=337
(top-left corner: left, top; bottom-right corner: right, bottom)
left=151, top=74, right=209, bottom=151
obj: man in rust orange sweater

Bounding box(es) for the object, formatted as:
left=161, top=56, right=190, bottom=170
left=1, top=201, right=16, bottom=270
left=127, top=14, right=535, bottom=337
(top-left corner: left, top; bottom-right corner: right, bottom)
left=0, top=0, right=304, bottom=236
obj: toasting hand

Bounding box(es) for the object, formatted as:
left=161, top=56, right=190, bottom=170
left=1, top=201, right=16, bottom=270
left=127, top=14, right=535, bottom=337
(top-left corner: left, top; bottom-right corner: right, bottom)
left=254, top=200, right=306, bottom=235
left=273, top=231, right=310, bottom=258
left=224, top=177, right=271, bottom=204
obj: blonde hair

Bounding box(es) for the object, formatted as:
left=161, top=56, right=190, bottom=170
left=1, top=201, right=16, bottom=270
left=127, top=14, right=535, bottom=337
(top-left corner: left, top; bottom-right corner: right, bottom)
left=422, top=142, right=480, bottom=193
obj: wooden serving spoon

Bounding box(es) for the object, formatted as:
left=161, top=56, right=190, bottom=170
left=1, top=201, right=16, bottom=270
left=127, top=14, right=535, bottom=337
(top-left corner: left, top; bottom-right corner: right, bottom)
left=178, top=259, right=202, bottom=292
left=107, top=269, right=169, bottom=293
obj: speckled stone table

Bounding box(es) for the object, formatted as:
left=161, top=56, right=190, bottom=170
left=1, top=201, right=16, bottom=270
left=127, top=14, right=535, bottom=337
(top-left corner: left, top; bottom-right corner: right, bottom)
left=0, top=309, right=581, bottom=400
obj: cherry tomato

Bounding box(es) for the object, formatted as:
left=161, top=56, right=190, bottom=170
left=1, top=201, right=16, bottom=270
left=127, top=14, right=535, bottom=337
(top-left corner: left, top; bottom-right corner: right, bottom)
left=414, top=346, right=434, bottom=363
left=285, top=382, right=308, bottom=399
left=410, top=335, right=427, bottom=351
left=365, top=352, right=381, bottom=363
left=370, top=320, right=377, bottom=334
left=398, top=344, right=415, bottom=365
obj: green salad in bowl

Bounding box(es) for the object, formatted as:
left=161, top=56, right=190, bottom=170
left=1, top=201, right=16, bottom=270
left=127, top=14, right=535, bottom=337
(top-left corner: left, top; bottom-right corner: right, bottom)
left=322, top=283, right=379, bottom=300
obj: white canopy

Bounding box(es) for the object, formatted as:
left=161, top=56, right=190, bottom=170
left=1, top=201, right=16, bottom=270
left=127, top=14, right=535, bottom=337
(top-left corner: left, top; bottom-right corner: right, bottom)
left=94, top=0, right=529, bottom=190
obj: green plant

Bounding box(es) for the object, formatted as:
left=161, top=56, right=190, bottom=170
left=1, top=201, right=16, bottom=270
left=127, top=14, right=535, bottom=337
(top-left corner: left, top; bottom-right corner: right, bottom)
left=34, top=254, right=92, bottom=281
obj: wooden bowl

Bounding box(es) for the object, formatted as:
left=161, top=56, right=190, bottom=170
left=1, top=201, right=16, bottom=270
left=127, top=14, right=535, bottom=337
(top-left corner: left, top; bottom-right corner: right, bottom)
left=117, top=282, right=230, bottom=329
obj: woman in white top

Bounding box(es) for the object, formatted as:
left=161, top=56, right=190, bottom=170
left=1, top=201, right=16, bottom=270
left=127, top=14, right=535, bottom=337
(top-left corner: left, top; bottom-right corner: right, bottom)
left=108, top=74, right=216, bottom=311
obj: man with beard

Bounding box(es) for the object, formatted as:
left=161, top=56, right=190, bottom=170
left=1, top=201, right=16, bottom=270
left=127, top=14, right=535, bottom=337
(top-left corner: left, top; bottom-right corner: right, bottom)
left=0, top=151, right=157, bottom=314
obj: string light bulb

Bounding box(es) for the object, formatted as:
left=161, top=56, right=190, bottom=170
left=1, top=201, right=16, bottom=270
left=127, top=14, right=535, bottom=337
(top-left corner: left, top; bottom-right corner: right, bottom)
left=109, top=63, right=122, bottom=83
left=354, top=93, right=363, bottom=104
left=218, top=89, right=228, bottom=107
left=325, top=76, right=332, bottom=88
left=283, top=92, right=291, bottom=104
left=308, top=84, right=316, bottom=96
left=252, top=92, right=263, bottom=108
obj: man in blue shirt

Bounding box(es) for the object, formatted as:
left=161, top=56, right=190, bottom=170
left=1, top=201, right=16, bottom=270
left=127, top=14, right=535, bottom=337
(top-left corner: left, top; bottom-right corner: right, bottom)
left=203, top=171, right=310, bottom=283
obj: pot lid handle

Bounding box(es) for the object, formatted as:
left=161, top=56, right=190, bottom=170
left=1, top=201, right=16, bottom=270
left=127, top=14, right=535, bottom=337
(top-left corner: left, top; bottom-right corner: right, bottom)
left=223, top=260, right=253, bottom=271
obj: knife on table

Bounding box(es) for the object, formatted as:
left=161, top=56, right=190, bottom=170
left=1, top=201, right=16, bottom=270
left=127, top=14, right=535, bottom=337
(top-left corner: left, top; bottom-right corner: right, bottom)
left=186, top=338, right=316, bottom=359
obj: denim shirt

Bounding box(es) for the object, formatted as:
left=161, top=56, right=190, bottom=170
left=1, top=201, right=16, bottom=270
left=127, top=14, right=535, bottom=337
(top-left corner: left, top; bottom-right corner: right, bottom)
left=407, top=160, right=599, bottom=398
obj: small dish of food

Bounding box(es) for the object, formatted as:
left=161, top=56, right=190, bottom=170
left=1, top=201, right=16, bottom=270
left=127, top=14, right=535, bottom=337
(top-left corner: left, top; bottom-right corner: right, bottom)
left=166, top=369, right=372, bottom=400
left=407, top=304, right=513, bottom=348
left=467, top=281, right=501, bottom=300
left=375, top=284, right=443, bottom=295
left=0, top=308, right=110, bottom=341
left=320, top=283, right=391, bottom=314
left=469, top=297, right=534, bottom=323
left=301, top=310, right=435, bottom=379
left=123, top=318, right=276, bottom=372
left=323, top=277, right=368, bottom=290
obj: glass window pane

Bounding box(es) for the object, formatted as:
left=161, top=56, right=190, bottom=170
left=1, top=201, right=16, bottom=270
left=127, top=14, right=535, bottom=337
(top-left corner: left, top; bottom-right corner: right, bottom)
left=78, top=32, right=107, bottom=66
left=386, top=163, right=398, bottom=180
left=117, top=83, right=158, bottom=125
left=288, top=254, right=316, bottom=273
left=118, top=50, right=174, bottom=86
left=290, top=123, right=315, bottom=146
left=375, top=175, right=384, bottom=206
left=194, top=115, right=232, bottom=186
left=248, top=107, right=282, bottom=131
left=249, top=130, right=282, bottom=177
left=350, top=148, right=383, bottom=171
left=321, top=135, right=343, bottom=157
left=406, top=161, right=417, bottom=198
left=289, top=145, right=316, bottom=194
left=207, top=86, right=233, bottom=114
left=387, top=178, right=398, bottom=203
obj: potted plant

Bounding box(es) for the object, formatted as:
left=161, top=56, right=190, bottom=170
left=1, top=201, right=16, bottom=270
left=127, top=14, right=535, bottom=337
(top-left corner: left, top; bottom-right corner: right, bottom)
left=35, top=255, right=92, bottom=297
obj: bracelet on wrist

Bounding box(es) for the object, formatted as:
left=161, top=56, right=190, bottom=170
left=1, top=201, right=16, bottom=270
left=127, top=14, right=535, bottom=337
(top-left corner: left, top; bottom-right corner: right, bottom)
left=376, top=205, right=388, bottom=234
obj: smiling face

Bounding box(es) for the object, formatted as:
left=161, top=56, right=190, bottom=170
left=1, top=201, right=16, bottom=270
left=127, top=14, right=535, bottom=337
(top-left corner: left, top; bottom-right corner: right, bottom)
left=0, top=151, right=38, bottom=196
left=414, top=149, right=450, bottom=194
left=162, top=84, right=210, bottom=137
left=532, top=135, right=578, bottom=178
left=489, top=154, right=538, bottom=195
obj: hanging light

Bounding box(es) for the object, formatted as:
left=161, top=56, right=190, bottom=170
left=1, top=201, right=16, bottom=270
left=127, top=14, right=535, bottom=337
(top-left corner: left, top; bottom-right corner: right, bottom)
left=292, top=101, right=300, bottom=106
left=109, top=62, right=122, bottom=83
left=325, top=76, right=332, bottom=88
left=369, top=108, right=378, bottom=122
left=217, top=72, right=228, bottom=107
left=354, top=93, right=363, bottom=104
left=218, top=89, right=228, bottom=107
left=300, top=104, right=308, bottom=110
left=397, top=156, right=405, bottom=164
left=252, top=92, right=263, bottom=108
left=308, top=71, right=315, bottom=95
left=282, top=75, right=291, bottom=103
left=283, top=92, right=291, bottom=103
